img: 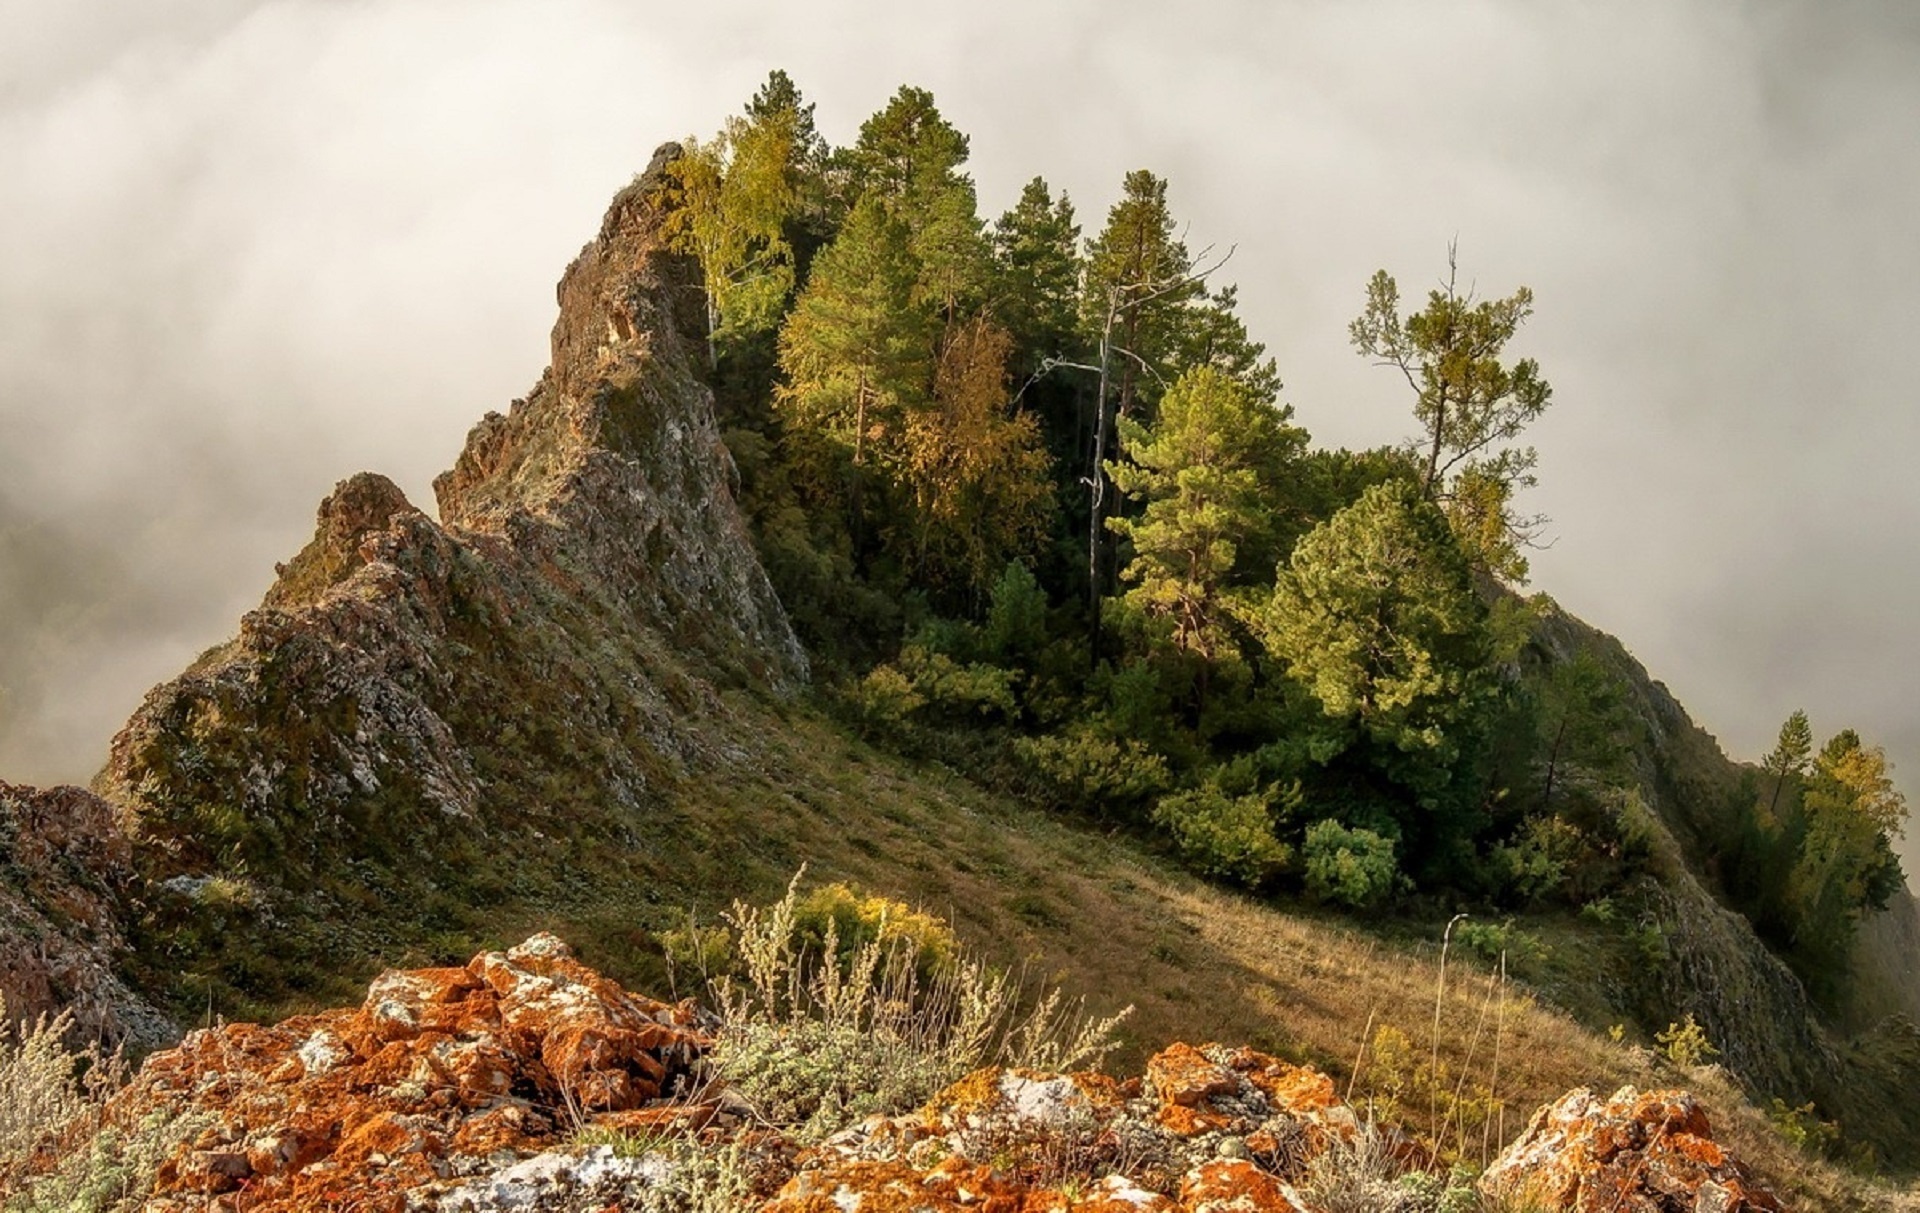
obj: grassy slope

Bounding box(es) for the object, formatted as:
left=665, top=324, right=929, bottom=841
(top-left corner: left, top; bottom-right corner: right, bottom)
left=306, top=689, right=1906, bottom=1212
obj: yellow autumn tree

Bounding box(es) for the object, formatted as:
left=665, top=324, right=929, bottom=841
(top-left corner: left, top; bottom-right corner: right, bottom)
left=898, top=316, right=1052, bottom=594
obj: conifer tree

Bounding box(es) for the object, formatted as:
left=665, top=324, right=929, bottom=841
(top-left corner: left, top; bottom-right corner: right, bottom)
left=990, top=177, right=1082, bottom=378
left=1762, top=708, right=1815, bottom=818
left=1262, top=480, right=1493, bottom=802
left=776, top=196, right=934, bottom=469
left=1348, top=248, right=1552, bottom=581
left=846, top=86, right=990, bottom=320
left=1107, top=367, right=1305, bottom=666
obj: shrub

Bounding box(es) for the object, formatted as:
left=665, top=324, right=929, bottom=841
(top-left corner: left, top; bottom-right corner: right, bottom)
left=894, top=646, right=1017, bottom=721
left=792, top=882, right=959, bottom=982
left=1768, top=1098, right=1840, bottom=1158
left=1302, top=820, right=1402, bottom=908
left=842, top=664, right=924, bottom=737
left=706, top=875, right=1131, bottom=1143
left=1655, top=1014, right=1719, bottom=1068
left=1152, top=781, right=1294, bottom=886
left=1453, top=920, right=1548, bottom=968
left=1013, top=728, right=1170, bottom=818
left=1489, top=816, right=1586, bottom=904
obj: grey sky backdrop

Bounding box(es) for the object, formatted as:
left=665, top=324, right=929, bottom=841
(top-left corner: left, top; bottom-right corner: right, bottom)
left=4, top=1, right=1918, bottom=870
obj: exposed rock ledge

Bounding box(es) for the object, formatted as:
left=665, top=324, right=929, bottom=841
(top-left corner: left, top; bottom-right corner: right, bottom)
left=29, top=936, right=1782, bottom=1213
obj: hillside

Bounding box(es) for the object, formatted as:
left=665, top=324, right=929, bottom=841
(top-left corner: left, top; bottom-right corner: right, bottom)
left=1, top=121, right=1917, bottom=1209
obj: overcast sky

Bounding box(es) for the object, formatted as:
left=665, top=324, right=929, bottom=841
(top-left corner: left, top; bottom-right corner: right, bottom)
left=4, top=0, right=1918, bottom=868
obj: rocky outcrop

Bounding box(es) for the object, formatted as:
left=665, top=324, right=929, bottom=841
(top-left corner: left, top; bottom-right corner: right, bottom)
left=0, top=781, right=171, bottom=1049
left=112, top=934, right=716, bottom=1211
left=41, top=937, right=1781, bottom=1213
left=1479, top=1086, right=1784, bottom=1212
left=81, top=148, right=805, bottom=1002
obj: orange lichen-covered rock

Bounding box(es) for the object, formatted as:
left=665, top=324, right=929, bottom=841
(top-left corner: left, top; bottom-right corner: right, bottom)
left=1179, top=1159, right=1311, bottom=1213
left=1479, top=1086, right=1786, bottom=1213
left=110, top=934, right=710, bottom=1212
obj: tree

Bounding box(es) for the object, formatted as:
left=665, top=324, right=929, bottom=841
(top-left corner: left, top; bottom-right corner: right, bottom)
left=1073, top=171, right=1212, bottom=665
left=1761, top=709, right=1815, bottom=818
left=989, top=177, right=1082, bottom=379
left=1261, top=480, right=1493, bottom=802
left=664, top=76, right=823, bottom=364
left=1348, top=248, right=1552, bottom=581
left=1081, top=170, right=1198, bottom=423
left=845, top=86, right=989, bottom=320
left=1533, top=650, right=1638, bottom=811
left=1784, top=729, right=1908, bottom=996
left=1107, top=367, right=1305, bottom=667
left=898, top=315, right=1053, bottom=593
left=776, top=197, right=934, bottom=469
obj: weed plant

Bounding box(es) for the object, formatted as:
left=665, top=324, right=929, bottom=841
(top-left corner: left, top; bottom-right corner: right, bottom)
left=687, top=873, right=1131, bottom=1142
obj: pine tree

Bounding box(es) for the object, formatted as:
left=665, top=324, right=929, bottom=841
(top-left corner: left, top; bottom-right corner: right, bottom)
left=846, top=86, right=989, bottom=320
left=776, top=196, right=934, bottom=470
left=1762, top=708, right=1815, bottom=818
left=1262, top=480, right=1493, bottom=802
left=1348, top=247, right=1552, bottom=581
left=1107, top=367, right=1305, bottom=666
left=990, top=177, right=1082, bottom=378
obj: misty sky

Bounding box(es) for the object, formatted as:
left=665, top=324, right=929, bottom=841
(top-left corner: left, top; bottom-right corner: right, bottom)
left=4, top=1, right=1919, bottom=868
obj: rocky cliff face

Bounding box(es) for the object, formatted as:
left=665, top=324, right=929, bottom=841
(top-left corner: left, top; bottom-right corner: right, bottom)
left=0, top=781, right=171, bottom=1048
left=82, top=146, right=804, bottom=1004
left=1527, top=600, right=1920, bottom=1159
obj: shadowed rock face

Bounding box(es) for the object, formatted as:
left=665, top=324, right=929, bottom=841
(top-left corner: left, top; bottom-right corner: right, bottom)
left=77, top=147, right=804, bottom=997
left=0, top=781, right=172, bottom=1049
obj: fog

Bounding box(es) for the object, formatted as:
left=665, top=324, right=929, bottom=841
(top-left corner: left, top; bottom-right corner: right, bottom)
left=4, top=1, right=1918, bottom=871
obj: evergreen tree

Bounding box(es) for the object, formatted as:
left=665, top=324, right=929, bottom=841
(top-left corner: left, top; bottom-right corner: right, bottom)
left=1762, top=708, right=1815, bottom=818
left=846, top=86, right=990, bottom=319
left=1107, top=367, right=1305, bottom=666
left=990, top=177, right=1083, bottom=378
left=776, top=196, right=934, bottom=470
left=1262, top=481, right=1493, bottom=804
left=1081, top=170, right=1198, bottom=423
left=1172, top=284, right=1283, bottom=405
left=1348, top=248, right=1552, bottom=581
left=1787, top=730, right=1909, bottom=995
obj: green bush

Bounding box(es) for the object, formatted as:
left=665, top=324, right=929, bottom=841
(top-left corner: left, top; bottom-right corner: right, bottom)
left=894, top=646, right=1017, bottom=722
left=1013, top=727, right=1170, bottom=818
left=1152, top=781, right=1294, bottom=886
left=983, top=561, right=1048, bottom=664
left=1302, top=820, right=1402, bottom=908
left=1453, top=920, right=1548, bottom=967
left=842, top=664, right=924, bottom=737
left=1655, top=1014, right=1719, bottom=1068
left=1489, top=815, right=1586, bottom=903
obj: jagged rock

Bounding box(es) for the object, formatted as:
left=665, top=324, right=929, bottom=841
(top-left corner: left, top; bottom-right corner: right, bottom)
left=114, top=935, right=712, bottom=1211
left=1479, top=1085, right=1785, bottom=1212
left=0, top=780, right=172, bottom=1049
left=84, top=145, right=806, bottom=999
